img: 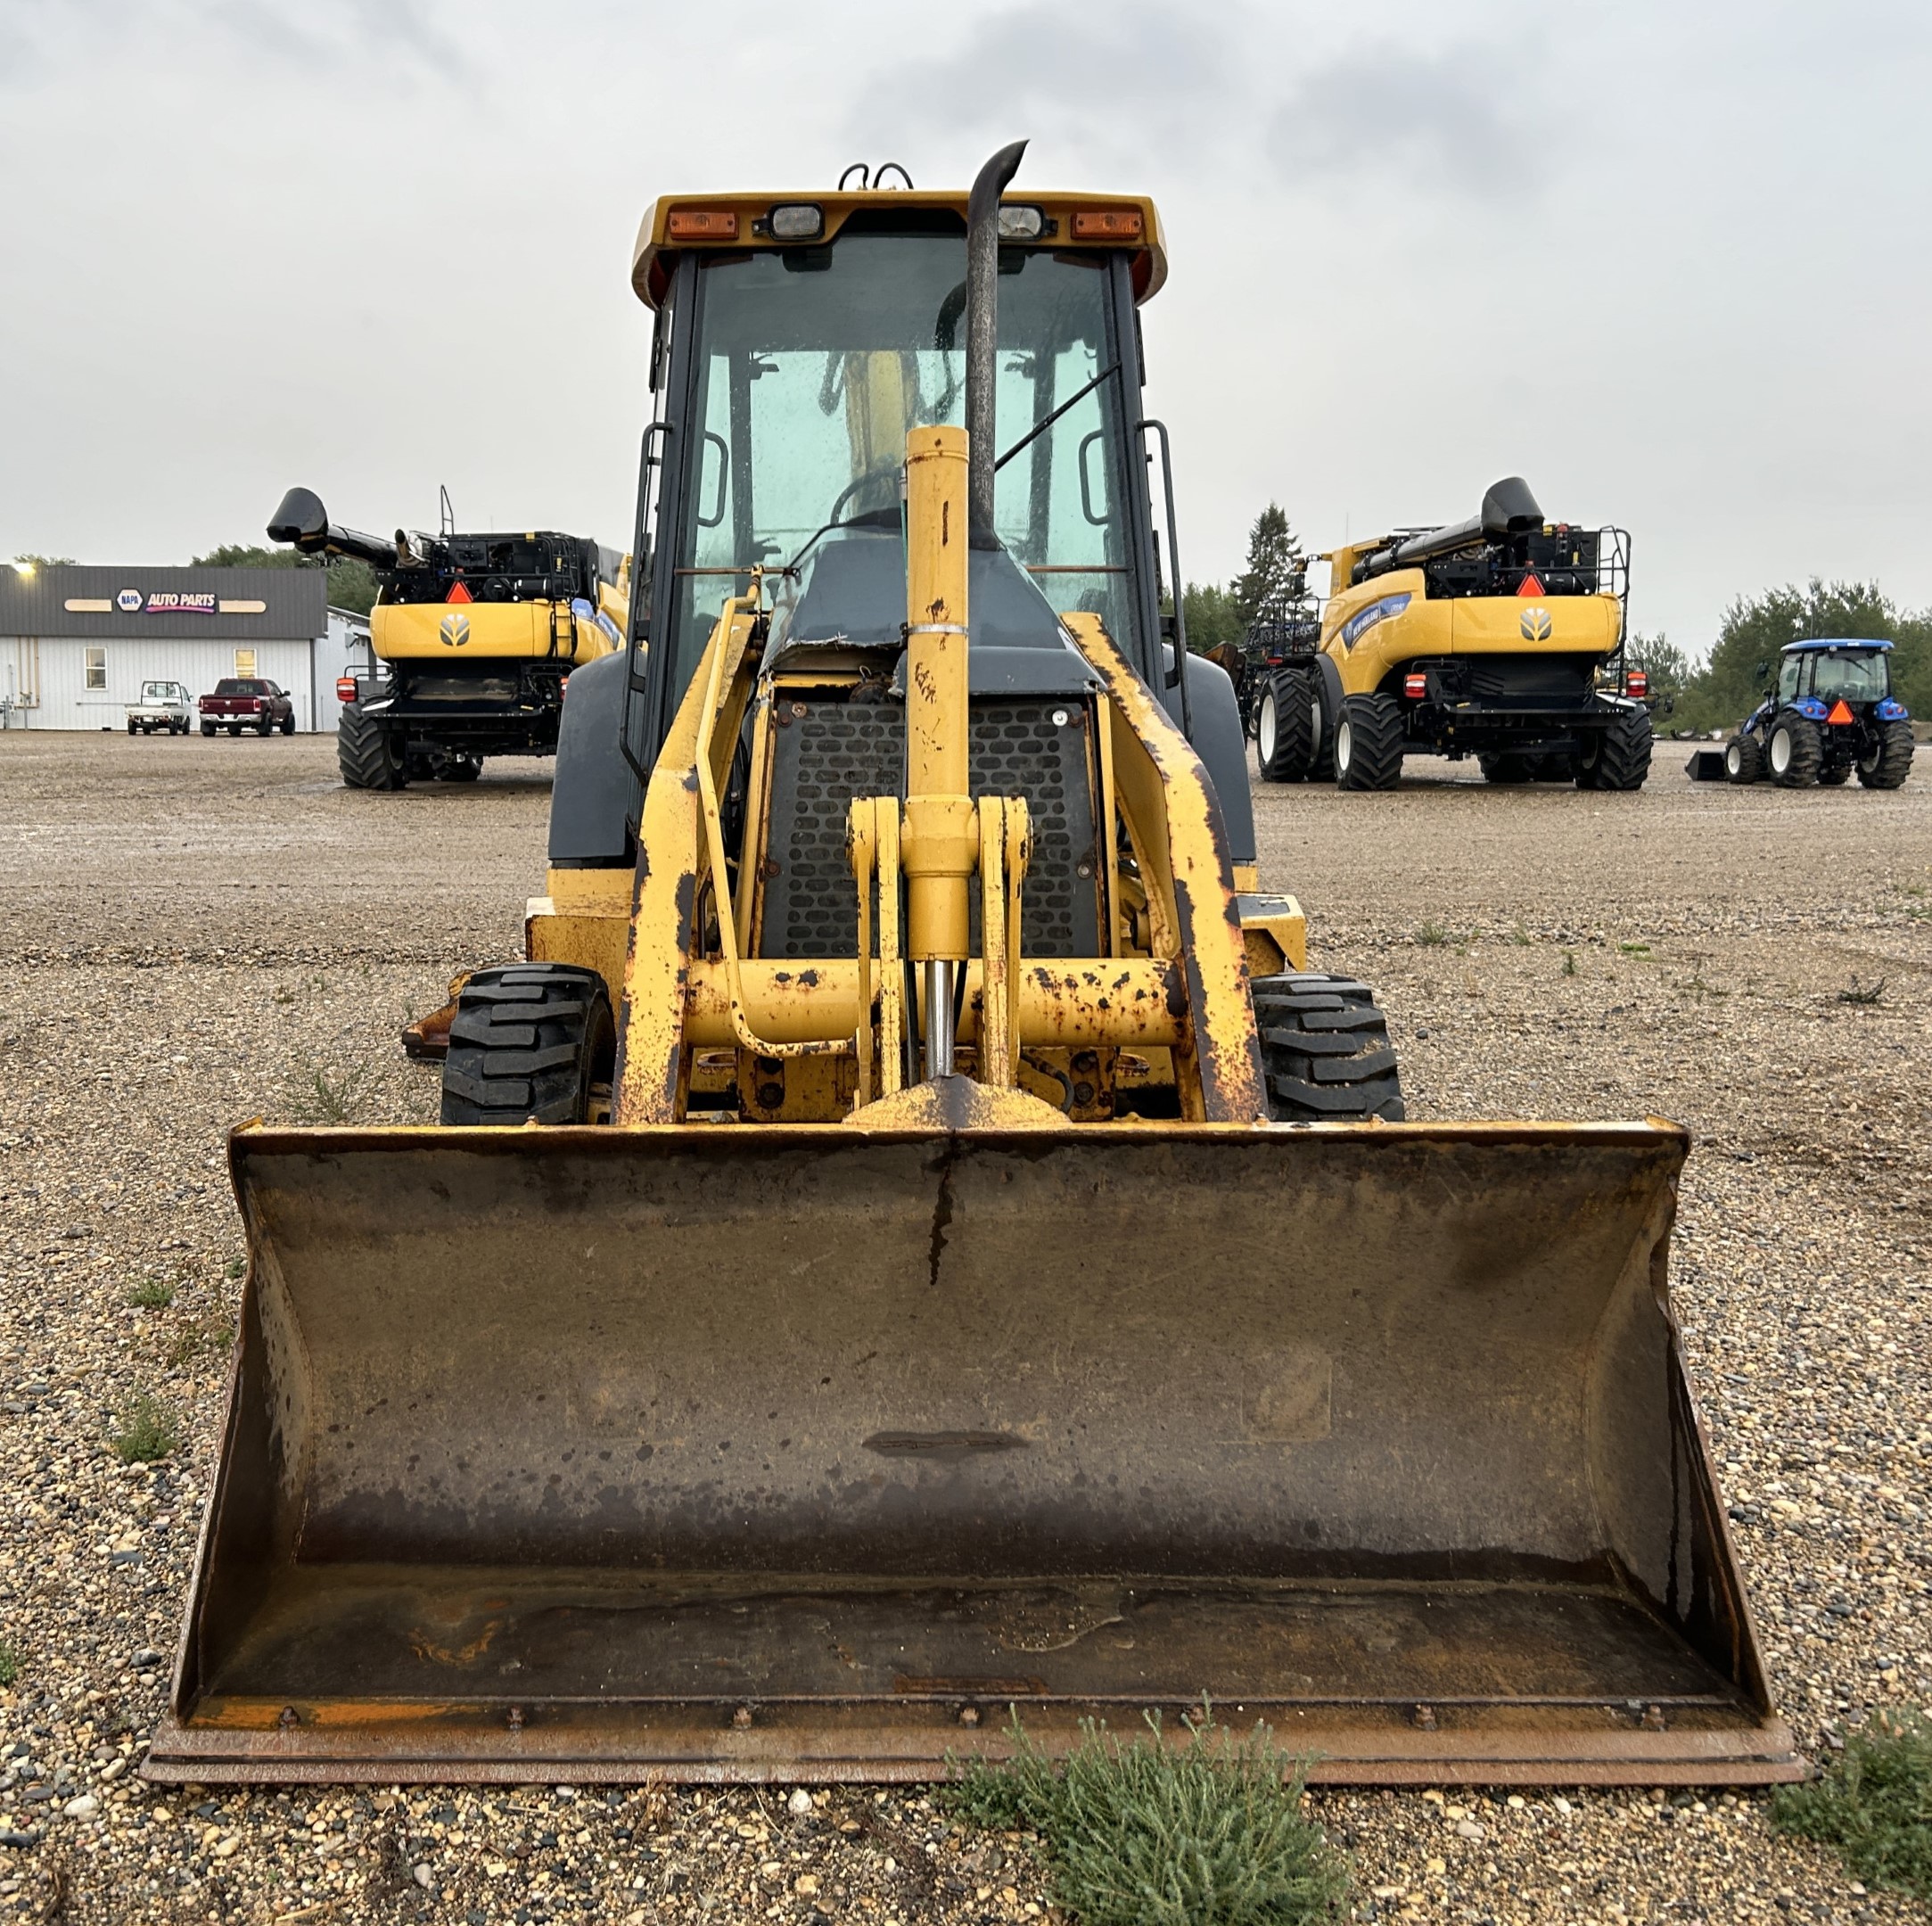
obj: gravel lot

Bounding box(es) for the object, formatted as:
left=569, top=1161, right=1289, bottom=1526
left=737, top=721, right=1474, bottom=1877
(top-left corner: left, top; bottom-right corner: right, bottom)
left=1, top=729, right=1927, bottom=1924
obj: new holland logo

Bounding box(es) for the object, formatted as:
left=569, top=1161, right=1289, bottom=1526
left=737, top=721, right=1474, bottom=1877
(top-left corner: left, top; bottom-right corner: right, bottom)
left=1519, top=605, right=1553, bottom=643
left=439, top=611, right=472, bottom=648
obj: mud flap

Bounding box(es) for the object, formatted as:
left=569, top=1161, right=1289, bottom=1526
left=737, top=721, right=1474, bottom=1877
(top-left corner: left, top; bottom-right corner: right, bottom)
left=149, top=1118, right=1800, bottom=1785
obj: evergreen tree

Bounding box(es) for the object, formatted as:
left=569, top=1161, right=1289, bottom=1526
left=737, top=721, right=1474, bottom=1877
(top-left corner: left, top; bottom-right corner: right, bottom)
left=193, top=541, right=379, bottom=616
left=1230, top=504, right=1307, bottom=632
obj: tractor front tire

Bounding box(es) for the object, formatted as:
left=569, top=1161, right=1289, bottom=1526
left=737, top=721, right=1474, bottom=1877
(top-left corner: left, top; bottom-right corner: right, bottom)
left=1724, top=734, right=1763, bottom=783
left=440, top=965, right=616, bottom=1126
left=1576, top=706, right=1653, bottom=791
left=1479, top=753, right=1533, bottom=784
left=1768, top=709, right=1821, bottom=786
left=1335, top=693, right=1403, bottom=791
left=337, top=702, right=408, bottom=791
left=1255, top=667, right=1322, bottom=783
left=1251, top=971, right=1405, bottom=1123
left=1857, top=720, right=1914, bottom=790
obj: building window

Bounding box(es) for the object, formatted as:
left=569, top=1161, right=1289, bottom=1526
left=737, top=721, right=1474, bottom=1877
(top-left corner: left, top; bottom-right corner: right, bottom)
left=85, top=647, right=106, bottom=690
left=234, top=649, right=258, bottom=677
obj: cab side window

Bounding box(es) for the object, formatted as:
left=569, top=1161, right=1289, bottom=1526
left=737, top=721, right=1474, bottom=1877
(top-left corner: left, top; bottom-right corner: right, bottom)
left=1776, top=654, right=1803, bottom=702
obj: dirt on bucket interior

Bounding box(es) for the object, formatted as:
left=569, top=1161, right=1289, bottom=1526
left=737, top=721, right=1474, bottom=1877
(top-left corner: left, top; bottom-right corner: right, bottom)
left=0, top=728, right=1926, bottom=1924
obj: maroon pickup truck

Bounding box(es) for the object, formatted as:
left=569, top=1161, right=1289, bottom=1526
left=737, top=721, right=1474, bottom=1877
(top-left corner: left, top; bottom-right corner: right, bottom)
left=199, top=679, right=296, bottom=737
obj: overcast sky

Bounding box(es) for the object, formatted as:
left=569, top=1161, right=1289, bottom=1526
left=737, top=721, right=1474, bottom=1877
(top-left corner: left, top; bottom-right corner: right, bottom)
left=3, top=0, right=1927, bottom=655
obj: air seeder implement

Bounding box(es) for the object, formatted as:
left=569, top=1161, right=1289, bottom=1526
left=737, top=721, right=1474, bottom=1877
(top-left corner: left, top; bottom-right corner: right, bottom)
left=154, top=152, right=1796, bottom=1789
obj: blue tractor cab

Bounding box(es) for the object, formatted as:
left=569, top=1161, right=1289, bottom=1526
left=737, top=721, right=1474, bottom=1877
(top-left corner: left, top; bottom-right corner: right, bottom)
left=1688, top=638, right=1913, bottom=788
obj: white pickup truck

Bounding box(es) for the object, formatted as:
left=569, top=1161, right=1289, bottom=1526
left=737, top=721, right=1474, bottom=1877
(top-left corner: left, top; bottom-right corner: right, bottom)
left=127, top=680, right=193, bottom=736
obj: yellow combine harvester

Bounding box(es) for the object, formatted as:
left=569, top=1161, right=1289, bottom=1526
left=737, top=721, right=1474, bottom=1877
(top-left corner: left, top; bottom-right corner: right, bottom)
left=152, top=149, right=1796, bottom=1789
left=267, top=489, right=629, bottom=788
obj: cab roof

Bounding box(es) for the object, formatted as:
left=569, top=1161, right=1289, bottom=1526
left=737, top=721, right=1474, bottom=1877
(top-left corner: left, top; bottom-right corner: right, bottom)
left=1783, top=637, right=1892, bottom=652
left=631, top=188, right=1166, bottom=309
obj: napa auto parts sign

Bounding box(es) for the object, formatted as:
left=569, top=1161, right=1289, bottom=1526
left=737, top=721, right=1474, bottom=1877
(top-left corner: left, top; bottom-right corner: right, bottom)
left=120, top=588, right=218, bottom=613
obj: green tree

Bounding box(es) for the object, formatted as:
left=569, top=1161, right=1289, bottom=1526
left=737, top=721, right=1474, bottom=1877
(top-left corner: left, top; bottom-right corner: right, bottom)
left=1230, top=504, right=1307, bottom=632
left=1679, top=579, right=1895, bottom=731
left=1180, top=580, right=1243, bottom=654
left=192, top=541, right=379, bottom=616
left=1625, top=631, right=1692, bottom=713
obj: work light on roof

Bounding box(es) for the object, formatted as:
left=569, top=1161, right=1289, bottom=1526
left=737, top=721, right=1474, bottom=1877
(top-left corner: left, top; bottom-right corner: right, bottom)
left=769, top=203, right=824, bottom=241
left=997, top=204, right=1046, bottom=241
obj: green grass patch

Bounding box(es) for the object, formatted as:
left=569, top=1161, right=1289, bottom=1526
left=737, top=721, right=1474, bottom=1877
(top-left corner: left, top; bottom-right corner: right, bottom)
left=1617, top=941, right=1652, bottom=958
left=225, top=1255, right=246, bottom=1282
left=1508, top=922, right=1533, bottom=947
left=1415, top=922, right=1451, bottom=948
left=1562, top=949, right=1578, bottom=977
left=284, top=1058, right=373, bottom=1125
left=166, top=1315, right=235, bottom=1370
left=0, top=1640, right=18, bottom=1687
left=1771, top=1709, right=1932, bottom=1903
left=113, top=1394, right=181, bottom=1465
left=126, top=1276, right=176, bottom=1311
left=944, top=1708, right=1346, bottom=1926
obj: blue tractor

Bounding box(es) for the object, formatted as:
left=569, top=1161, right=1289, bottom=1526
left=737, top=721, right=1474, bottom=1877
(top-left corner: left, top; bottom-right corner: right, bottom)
left=1689, top=638, right=1914, bottom=788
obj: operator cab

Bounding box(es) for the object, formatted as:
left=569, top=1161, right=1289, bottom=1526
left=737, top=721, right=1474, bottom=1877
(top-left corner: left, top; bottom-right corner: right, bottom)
left=1774, top=638, right=1893, bottom=705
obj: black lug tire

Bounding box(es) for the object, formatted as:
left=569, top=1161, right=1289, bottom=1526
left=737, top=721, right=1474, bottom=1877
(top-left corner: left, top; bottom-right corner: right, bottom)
left=1479, top=753, right=1533, bottom=785
left=1857, top=719, right=1914, bottom=790
left=1575, top=705, right=1653, bottom=791
left=1252, top=971, right=1405, bottom=1123
left=1725, top=733, right=1763, bottom=784
left=336, top=701, right=408, bottom=790
left=441, top=965, right=616, bottom=1126
left=1767, top=708, right=1821, bottom=787
left=1255, top=667, right=1321, bottom=783
left=1334, top=693, right=1404, bottom=790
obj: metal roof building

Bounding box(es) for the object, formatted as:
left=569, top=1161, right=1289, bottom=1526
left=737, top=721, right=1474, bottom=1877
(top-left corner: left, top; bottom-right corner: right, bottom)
left=0, top=564, right=365, bottom=733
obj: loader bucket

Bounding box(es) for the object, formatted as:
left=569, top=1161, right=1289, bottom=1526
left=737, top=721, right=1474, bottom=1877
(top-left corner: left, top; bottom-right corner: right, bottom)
left=150, top=1117, right=1800, bottom=1787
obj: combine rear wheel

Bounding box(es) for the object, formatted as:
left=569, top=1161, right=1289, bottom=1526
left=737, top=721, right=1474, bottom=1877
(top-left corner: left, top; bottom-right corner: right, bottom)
left=1767, top=709, right=1821, bottom=787
left=337, top=702, right=408, bottom=791
left=440, top=965, right=616, bottom=1126
left=1857, top=720, right=1914, bottom=789
left=1252, top=972, right=1405, bottom=1122
left=1255, top=667, right=1322, bottom=782
left=1576, top=706, right=1653, bottom=790
left=1334, top=693, right=1403, bottom=790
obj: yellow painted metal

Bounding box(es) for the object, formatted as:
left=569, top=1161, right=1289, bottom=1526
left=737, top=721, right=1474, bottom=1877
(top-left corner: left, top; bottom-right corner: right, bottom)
left=900, top=426, right=977, bottom=965
left=1062, top=614, right=1265, bottom=1123
left=974, top=797, right=1031, bottom=1087
left=372, top=597, right=622, bottom=665
left=631, top=190, right=1167, bottom=309
left=1318, top=556, right=1622, bottom=701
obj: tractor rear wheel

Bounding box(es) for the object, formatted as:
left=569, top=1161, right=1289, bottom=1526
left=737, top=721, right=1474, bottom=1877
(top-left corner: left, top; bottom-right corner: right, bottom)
left=1479, top=753, right=1533, bottom=784
left=1255, top=667, right=1321, bottom=782
left=1334, top=693, right=1403, bottom=790
left=1768, top=709, right=1821, bottom=786
left=440, top=965, right=616, bottom=1126
left=1575, top=706, right=1653, bottom=790
left=337, top=702, right=408, bottom=790
left=1251, top=972, right=1404, bottom=1122
left=1857, top=720, right=1915, bottom=789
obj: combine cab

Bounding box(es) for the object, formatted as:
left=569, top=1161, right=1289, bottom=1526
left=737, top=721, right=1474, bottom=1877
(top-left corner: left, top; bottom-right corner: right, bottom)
left=1691, top=638, right=1913, bottom=788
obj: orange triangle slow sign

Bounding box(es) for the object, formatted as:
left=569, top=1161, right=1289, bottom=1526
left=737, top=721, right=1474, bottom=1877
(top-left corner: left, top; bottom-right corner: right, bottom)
left=1827, top=699, right=1854, bottom=725
left=1517, top=572, right=1544, bottom=597
left=446, top=579, right=473, bottom=605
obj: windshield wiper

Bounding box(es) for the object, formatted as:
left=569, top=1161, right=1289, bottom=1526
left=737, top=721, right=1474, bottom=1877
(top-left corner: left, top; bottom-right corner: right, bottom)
left=992, top=361, right=1120, bottom=474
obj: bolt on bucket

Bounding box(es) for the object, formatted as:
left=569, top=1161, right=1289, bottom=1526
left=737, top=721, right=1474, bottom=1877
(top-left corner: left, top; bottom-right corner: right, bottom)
left=148, top=1117, right=1801, bottom=1786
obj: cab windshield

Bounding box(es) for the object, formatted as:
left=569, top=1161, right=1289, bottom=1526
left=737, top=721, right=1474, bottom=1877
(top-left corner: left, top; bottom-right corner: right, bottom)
left=1807, top=649, right=1889, bottom=704
left=660, top=226, right=1135, bottom=710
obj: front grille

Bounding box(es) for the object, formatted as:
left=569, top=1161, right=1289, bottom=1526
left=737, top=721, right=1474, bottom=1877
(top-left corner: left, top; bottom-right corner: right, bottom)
left=758, top=697, right=1101, bottom=960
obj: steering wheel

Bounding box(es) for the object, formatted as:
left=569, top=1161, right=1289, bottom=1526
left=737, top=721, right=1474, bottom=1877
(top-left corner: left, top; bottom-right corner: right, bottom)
left=826, top=458, right=904, bottom=530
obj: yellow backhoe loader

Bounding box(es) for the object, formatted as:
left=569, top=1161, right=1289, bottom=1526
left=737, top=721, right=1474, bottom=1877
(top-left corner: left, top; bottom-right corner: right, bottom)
left=150, top=149, right=1798, bottom=1790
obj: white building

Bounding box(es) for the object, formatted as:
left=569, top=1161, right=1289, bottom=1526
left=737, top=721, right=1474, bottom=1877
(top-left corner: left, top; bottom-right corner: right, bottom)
left=0, top=564, right=368, bottom=733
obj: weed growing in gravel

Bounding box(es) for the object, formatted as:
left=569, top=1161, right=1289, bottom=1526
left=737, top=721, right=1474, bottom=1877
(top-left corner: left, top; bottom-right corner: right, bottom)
left=1618, top=941, right=1653, bottom=958
left=1562, top=950, right=1578, bottom=977
left=285, top=1058, right=374, bottom=1125
left=1508, top=922, right=1533, bottom=947
left=1837, top=976, right=1888, bottom=1006
left=113, top=1394, right=181, bottom=1464
left=1770, top=1708, right=1932, bottom=1902
left=0, top=1640, right=18, bottom=1687
left=1415, top=922, right=1451, bottom=947
left=1683, top=971, right=1730, bottom=999
left=126, top=1276, right=176, bottom=1310
left=226, top=1255, right=246, bottom=1281
left=166, top=1316, right=235, bottom=1369
left=945, top=1708, right=1346, bottom=1926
